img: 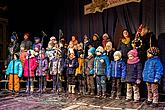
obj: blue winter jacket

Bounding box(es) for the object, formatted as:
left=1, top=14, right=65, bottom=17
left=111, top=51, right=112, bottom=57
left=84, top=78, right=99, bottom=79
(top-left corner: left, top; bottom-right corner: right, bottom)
left=143, top=56, right=163, bottom=84
left=94, top=54, right=110, bottom=76
left=6, top=59, right=23, bottom=77
left=108, top=60, right=126, bottom=79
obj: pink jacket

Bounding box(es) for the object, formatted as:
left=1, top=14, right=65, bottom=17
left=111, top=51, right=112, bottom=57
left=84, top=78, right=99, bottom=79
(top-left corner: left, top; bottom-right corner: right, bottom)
left=24, top=57, right=38, bottom=77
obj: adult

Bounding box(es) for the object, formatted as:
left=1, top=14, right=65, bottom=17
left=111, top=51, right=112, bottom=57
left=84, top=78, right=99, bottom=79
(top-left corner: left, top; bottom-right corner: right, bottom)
left=91, top=33, right=101, bottom=49
left=117, top=29, right=133, bottom=63
left=20, top=33, right=32, bottom=51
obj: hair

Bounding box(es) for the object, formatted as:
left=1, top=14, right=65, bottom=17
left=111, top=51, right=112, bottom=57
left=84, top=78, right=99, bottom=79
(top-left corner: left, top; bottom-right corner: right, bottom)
left=24, top=32, right=30, bottom=38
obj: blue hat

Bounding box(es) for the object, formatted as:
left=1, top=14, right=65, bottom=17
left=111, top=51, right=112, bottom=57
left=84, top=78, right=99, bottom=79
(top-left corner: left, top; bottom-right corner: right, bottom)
left=88, top=47, right=95, bottom=55
left=11, top=35, right=16, bottom=41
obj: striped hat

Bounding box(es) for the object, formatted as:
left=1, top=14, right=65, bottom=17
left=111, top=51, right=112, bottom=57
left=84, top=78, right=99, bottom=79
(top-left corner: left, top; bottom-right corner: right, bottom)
left=147, top=47, right=160, bottom=56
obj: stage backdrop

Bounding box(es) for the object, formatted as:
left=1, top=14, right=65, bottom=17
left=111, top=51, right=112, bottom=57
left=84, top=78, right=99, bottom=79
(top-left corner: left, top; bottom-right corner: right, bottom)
left=52, top=0, right=165, bottom=48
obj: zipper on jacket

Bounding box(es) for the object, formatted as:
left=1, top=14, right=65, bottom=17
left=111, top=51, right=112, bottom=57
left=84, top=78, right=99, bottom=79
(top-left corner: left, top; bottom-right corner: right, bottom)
left=115, top=61, right=117, bottom=77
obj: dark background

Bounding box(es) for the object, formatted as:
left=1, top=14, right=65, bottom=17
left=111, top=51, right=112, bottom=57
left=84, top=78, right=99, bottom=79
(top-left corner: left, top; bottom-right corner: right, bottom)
left=7, top=0, right=165, bottom=47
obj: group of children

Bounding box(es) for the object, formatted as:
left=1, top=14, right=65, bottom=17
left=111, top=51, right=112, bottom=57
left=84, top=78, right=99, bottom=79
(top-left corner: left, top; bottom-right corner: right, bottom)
left=5, top=32, right=163, bottom=108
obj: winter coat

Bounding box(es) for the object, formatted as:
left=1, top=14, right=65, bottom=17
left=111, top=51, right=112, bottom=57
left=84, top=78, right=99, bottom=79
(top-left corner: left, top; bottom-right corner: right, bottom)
left=126, top=62, right=142, bottom=83
left=46, top=48, right=64, bottom=75
left=85, top=56, right=94, bottom=76
left=76, top=57, right=84, bottom=75
left=24, top=57, right=37, bottom=77
left=36, top=58, right=48, bottom=76
left=94, top=54, right=110, bottom=76
left=19, top=51, right=27, bottom=67
left=143, top=56, right=163, bottom=84
left=21, top=40, right=32, bottom=50
left=108, top=60, right=126, bottom=79
left=117, top=41, right=132, bottom=62
left=65, top=58, right=79, bottom=76
left=6, top=59, right=23, bottom=77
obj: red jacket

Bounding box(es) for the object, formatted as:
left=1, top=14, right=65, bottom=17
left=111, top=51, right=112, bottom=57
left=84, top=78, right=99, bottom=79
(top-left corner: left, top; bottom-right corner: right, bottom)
left=24, top=57, right=37, bottom=77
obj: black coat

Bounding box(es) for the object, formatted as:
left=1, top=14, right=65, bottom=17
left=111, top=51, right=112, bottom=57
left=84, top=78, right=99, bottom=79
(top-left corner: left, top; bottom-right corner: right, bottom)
left=126, top=62, right=142, bottom=83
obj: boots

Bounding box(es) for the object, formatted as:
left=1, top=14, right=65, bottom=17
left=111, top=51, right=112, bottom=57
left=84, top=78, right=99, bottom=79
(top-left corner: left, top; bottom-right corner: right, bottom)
left=96, top=92, right=101, bottom=97
left=68, top=85, right=72, bottom=94
left=102, top=91, right=106, bottom=98
left=71, top=85, right=75, bottom=94
left=26, top=86, right=29, bottom=93
left=30, top=86, right=34, bottom=93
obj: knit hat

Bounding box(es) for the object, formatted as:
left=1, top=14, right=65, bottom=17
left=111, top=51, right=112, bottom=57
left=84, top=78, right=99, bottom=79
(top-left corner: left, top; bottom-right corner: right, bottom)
left=113, top=51, right=122, bottom=59
left=88, top=47, right=95, bottom=55
left=106, top=42, right=112, bottom=50
left=20, top=43, right=25, bottom=48
left=34, top=37, right=40, bottom=40
left=96, top=46, right=104, bottom=53
left=50, top=36, right=56, bottom=40
left=147, top=47, right=160, bottom=56
left=102, top=33, right=109, bottom=38
left=127, top=49, right=138, bottom=57
left=11, top=35, right=16, bottom=41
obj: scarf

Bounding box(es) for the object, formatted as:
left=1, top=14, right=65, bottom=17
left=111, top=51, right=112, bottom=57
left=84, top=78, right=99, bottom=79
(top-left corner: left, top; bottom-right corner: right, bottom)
left=127, top=57, right=140, bottom=64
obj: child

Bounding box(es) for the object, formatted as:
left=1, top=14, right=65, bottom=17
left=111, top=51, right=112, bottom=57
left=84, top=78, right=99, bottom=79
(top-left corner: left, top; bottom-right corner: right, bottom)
left=24, top=50, right=38, bottom=93
left=32, top=37, right=42, bottom=50
left=65, top=52, right=79, bottom=94
left=108, top=51, right=126, bottom=99
left=125, top=49, right=142, bottom=102
left=143, top=47, right=163, bottom=107
left=76, top=43, right=85, bottom=95
left=6, top=53, right=23, bottom=92
left=85, top=47, right=95, bottom=95
left=36, top=49, right=48, bottom=93
left=19, top=44, right=27, bottom=68
left=94, top=46, right=110, bottom=98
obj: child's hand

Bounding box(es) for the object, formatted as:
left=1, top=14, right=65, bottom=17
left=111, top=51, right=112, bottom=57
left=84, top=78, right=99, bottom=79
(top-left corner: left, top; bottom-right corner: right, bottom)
left=93, top=74, right=96, bottom=78
left=136, top=79, right=141, bottom=84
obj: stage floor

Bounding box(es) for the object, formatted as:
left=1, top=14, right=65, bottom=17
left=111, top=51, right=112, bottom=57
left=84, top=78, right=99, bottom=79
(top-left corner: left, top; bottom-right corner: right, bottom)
left=0, top=91, right=164, bottom=110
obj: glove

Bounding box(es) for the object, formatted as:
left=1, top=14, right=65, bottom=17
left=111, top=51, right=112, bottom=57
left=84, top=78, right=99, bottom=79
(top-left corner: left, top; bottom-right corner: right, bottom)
left=154, top=79, right=158, bottom=83
left=136, top=79, right=141, bottom=84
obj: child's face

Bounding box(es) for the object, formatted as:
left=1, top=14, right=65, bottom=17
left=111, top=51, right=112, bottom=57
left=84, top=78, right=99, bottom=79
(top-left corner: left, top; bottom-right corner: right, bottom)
left=34, top=47, right=39, bottom=52
left=48, top=44, right=53, bottom=49
left=35, top=39, right=40, bottom=43
left=147, top=52, right=153, bottom=58
left=14, top=54, right=17, bottom=60
left=20, top=47, right=25, bottom=51
left=114, top=56, right=120, bottom=61
left=69, top=53, right=75, bottom=59
left=93, top=35, right=97, bottom=41
left=128, top=54, right=134, bottom=60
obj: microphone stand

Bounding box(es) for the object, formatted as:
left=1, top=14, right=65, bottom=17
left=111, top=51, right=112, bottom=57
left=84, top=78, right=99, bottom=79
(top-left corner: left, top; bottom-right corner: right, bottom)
left=39, top=31, right=46, bottom=95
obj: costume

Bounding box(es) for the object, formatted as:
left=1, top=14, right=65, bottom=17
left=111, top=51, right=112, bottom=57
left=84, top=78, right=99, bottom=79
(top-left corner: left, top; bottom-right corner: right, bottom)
left=143, top=47, right=163, bottom=107
left=6, top=53, right=23, bottom=92
left=76, top=47, right=85, bottom=95
left=94, top=46, right=110, bottom=97
left=126, top=49, right=142, bottom=102
left=46, top=45, right=64, bottom=92
left=85, top=47, right=95, bottom=95
left=65, top=53, right=79, bottom=94
left=35, top=50, right=48, bottom=92
left=24, top=50, right=38, bottom=93
left=108, top=51, right=126, bottom=99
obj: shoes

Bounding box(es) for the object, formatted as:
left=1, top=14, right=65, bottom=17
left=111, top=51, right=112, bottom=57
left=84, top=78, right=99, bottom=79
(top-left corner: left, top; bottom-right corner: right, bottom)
left=133, top=100, right=140, bottom=103
left=115, top=96, right=120, bottom=100
left=149, top=103, right=158, bottom=108
left=125, top=99, right=132, bottom=102
left=146, top=100, right=152, bottom=105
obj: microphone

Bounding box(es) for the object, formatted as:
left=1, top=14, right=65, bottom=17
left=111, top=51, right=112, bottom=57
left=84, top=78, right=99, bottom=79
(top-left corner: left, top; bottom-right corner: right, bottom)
left=42, top=31, right=47, bottom=37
